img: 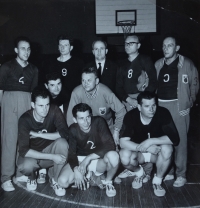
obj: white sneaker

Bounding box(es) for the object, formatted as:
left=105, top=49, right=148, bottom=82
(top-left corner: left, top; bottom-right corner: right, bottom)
left=164, top=174, right=174, bottom=181
left=114, top=176, right=122, bottom=184
left=173, top=176, right=187, bottom=187
left=142, top=174, right=151, bottom=183
left=27, top=179, right=37, bottom=191
left=1, top=180, right=15, bottom=192
left=132, top=166, right=144, bottom=189
left=50, top=178, right=66, bottom=196
left=37, top=173, right=46, bottom=184
left=101, top=180, right=116, bottom=197
left=118, top=169, right=136, bottom=178
left=153, top=184, right=166, bottom=197
left=132, top=176, right=143, bottom=189
left=14, top=175, right=28, bottom=183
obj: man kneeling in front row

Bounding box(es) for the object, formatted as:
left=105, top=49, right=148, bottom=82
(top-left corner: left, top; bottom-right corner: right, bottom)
left=16, top=86, right=70, bottom=196
left=58, top=103, right=119, bottom=197
left=119, top=91, right=179, bottom=197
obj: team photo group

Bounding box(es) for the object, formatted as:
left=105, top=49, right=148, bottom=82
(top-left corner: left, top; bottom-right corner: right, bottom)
left=0, top=33, right=199, bottom=198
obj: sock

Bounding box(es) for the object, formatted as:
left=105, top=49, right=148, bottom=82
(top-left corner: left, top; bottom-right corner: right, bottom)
left=152, top=174, right=163, bottom=185
left=52, top=178, right=57, bottom=184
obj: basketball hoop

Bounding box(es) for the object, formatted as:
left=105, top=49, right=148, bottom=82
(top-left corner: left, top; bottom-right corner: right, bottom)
left=117, top=20, right=135, bottom=39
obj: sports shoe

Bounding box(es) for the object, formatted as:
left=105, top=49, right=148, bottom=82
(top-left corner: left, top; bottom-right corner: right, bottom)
left=132, top=166, right=144, bottom=189
left=14, top=175, right=28, bottom=183
left=89, top=172, right=105, bottom=189
left=102, top=180, right=116, bottom=197
left=1, top=180, right=15, bottom=192
left=118, top=169, right=136, bottom=178
left=173, top=176, right=187, bottom=187
left=132, top=176, right=143, bottom=189
left=27, top=179, right=37, bottom=191
left=153, top=184, right=166, bottom=197
left=49, top=178, right=66, bottom=196
left=142, top=174, right=151, bottom=183
left=114, top=176, right=122, bottom=184
left=163, top=174, right=174, bottom=181
left=37, top=173, right=46, bottom=184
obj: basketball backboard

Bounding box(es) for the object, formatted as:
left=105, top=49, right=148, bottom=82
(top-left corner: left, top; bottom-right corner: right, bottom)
left=95, top=0, right=157, bottom=35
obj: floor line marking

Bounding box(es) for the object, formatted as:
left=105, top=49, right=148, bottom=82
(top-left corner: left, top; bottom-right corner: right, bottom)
left=15, top=181, right=127, bottom=208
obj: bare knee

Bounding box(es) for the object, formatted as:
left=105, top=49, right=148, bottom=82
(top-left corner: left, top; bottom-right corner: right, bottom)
left=18, top=157, right=38, bottom=175
left=160, top=145, right=173, bottom=160
left=119, top=149, right=137, bottom=166
left=58, top=164, right=74, bottom=188
left=58, top=175, right=73, bottom=188
left=105, top=151, right=119, bottom=167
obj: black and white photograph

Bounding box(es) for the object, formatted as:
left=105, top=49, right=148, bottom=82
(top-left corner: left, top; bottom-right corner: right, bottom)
left=0, top=0, right=200, bottom=207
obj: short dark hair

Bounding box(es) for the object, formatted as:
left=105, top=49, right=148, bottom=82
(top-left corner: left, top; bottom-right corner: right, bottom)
left=72, top=103, right=92, bottom=118
left=57, top=35, right=73, bottom=46
left=14, top=36, right=31, bottom=48
left=82, top=67, right=98, bottom=78
left=92, top=40, right=107, bottom=49
left=45, top=72, right=62, bottom=84
left=31, top=86, right=50, bottom=103
left=137, top=91, right=157, bottom=105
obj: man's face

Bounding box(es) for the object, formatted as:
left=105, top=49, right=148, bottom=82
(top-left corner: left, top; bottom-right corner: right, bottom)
left=162, top=37, right=179, bottom=60
left=32, top=96, right=50, bottom=119
left=82, top=73, right=98, bottom=93
left=138, top=98, right=157, bottom=119
left=125, top=36, right=140, bottom=55
left=45, top=78, right=62, bottom=98
left=92, top=41, right=108, bottom=61
left=73, top=110, right=92, bottom=133
left=58, top=40, right=73, bottom=56
left=15, top=41, right=31, bottom=61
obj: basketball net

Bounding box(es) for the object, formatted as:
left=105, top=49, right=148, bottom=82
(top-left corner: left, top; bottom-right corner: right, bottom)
left=118, top=20, right=135, bottom=39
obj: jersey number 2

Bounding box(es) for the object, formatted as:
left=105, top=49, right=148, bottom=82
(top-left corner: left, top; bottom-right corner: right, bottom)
left=87, top=141, right=96, bottom=149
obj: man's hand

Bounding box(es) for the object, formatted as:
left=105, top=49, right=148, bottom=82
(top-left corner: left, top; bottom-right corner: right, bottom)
left=29, top=131, right=39, bottom=139
left=78, top=157, right=91, bottom=175
left=126, top=97, right=138, bottom=108
left=113, top=129, right=119, bottom=146
left=137, top=139, right=153, bottom=152
left=146, top=145, right=161, bottom=154
left=52, top=154, right=66, bottom=164
left=74, top=168, right=87, bottom=190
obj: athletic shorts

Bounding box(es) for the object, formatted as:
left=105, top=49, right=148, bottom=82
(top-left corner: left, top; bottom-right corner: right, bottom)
left=78, top=156, right=103, bottom=176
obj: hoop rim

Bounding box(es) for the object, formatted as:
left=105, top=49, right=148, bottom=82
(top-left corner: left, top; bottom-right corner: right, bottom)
left=117, top=20, right=135, bottom=26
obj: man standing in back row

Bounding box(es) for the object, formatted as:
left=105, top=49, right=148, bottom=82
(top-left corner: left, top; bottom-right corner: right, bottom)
left=0, top=36, right=38, bottom=191
left=116, top=35, right=157, bottom=111
left=155, top=35, right=199, bottom=187
left=43, top=35, right=84, bottom=97
left=85, top=40, right=118, bottom=93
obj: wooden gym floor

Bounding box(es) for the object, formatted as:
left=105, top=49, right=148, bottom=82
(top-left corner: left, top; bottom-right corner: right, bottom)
left=0, top=165, right=200, bottom=208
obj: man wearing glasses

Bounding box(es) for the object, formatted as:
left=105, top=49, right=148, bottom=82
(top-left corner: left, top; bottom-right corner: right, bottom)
left=116, top=35, right=157, bottom=112
left=115, top=35, right=157, bottom=183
